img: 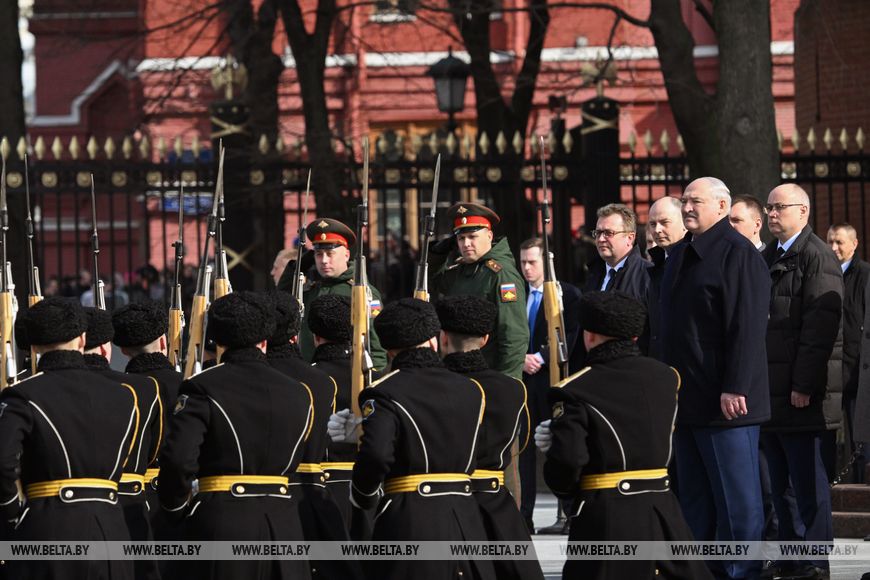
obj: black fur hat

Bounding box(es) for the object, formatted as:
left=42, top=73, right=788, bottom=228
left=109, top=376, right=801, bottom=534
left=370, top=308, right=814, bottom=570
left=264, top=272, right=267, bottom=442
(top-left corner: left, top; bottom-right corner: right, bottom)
left=374, top=297, right=440, bottom=350
left=435, top=294, right=497, bottom=337
left=25, top=297, right=87, bottom=346
left=307, top=295, right=352, bottom=343
left=581, top=290, right=647, bottom=339
left=268, top=290, right=301, bottom=344
left=84, top=307, right=115, bottom=350
left=14, top=310, right=30, bottom=351
left=112, top=300, right=169, bottom=347
left=209, top=291, right=276, bottom=349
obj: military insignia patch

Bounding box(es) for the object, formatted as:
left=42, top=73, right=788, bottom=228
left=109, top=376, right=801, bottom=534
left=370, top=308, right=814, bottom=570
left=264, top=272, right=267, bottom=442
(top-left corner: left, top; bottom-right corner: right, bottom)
left=485, top=259, right=502, bottom=273
left=500, top=283, right=517, bottom=302
left=370, top=300, right=382, bottom=317
left=552, top=401, right=564, bottom=419
left=0, top=402, right=7, bottom=419
left=362, top=399, right=376, bottom=419
left=174, top=394, right=189, bottom=415
left=317, top=220, right=329, bottom=228
left=457, top=205, right=468, bottom=214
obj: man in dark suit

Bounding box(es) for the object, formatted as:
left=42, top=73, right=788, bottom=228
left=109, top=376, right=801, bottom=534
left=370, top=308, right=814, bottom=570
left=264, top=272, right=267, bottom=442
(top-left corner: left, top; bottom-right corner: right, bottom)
left=828, top=222, right=870, bottom=483
left=661, top=177, right=771, bottom=580
left=584, top=203, right=650, bottom=299
left=645, top=196, right=687, bottom=360
left=517, top=237, right=582, bottom=534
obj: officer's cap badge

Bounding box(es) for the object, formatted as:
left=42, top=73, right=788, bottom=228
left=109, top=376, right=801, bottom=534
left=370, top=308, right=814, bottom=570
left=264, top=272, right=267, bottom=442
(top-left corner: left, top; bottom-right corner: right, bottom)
left=318, top=220, right=329, bottom=228
left=457, top=206, right=467, bottom=214
left=174, top=394, right=189, bottom=415
left=362, top=399, right=376, bottom=419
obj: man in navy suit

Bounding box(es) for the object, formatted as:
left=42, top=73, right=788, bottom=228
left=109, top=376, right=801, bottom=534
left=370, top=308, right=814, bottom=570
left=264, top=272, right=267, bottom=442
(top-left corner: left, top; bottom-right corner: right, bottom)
left=661, top=177, right=771, bottom=580
left=517, top=237, right=582, bottom=534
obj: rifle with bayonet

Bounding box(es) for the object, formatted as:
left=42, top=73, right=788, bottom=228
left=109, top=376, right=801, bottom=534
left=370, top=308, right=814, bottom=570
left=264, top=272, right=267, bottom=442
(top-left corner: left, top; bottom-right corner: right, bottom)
left=0, top=158, right=16, bottom=387
left=212, top=146, right=231, bottom=363
left=413, top=154, right=440, bottom=301
left=290, top=170, right=311, bottom=315
left=350, top=137, right=374, bottom=417
left=538, top=136, right=569, bottom=386
left=183, top=148, right=222, bottom=378
left=90, top=175, right=106, bottom=310
left=23, top=155, right=42, bottom=375
left=168, top=185, right=185, bottom=373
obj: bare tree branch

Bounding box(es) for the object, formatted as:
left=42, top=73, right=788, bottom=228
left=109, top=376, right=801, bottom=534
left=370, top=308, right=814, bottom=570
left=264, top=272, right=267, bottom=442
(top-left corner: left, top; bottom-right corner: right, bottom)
left=691, top=0, right=715, bottom=31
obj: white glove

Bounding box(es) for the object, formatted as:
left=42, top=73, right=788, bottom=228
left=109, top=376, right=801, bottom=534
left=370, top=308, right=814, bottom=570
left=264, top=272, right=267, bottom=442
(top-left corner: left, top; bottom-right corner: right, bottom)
left=534, top=419, right=553, bottom=453
left=327, top=409, right=362, bottom=444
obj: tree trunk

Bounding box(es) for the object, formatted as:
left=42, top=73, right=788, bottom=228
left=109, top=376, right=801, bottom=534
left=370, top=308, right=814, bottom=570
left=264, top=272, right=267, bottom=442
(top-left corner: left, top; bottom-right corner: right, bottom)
left=0, top=0, right=30, bottom=305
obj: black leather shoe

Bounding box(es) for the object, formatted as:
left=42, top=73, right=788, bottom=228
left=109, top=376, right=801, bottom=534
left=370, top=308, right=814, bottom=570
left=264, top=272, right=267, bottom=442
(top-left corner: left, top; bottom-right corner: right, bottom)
left=536, top=515, right=569, bottom=535
left=778, top=564, right=829, bottom=580
left=523, top=516, right=535, bottom=535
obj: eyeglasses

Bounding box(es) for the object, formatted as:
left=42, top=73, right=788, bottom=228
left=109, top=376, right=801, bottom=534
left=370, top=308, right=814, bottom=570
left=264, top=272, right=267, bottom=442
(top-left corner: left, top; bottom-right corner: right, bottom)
left=763, top=203, right=804, bottom=215
left=592, top=229, right=632, bottom=239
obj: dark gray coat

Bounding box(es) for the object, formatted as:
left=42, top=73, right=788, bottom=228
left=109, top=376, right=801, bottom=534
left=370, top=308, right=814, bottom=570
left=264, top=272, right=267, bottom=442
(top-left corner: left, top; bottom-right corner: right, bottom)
left=762, top=226, right=843, bottom=432
left=849, top=281, right=870, bottom=442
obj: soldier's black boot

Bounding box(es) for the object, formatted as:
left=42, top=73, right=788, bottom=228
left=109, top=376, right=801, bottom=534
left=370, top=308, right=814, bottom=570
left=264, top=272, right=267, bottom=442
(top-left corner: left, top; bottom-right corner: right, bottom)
left=537, top=500, right=569, bottom=534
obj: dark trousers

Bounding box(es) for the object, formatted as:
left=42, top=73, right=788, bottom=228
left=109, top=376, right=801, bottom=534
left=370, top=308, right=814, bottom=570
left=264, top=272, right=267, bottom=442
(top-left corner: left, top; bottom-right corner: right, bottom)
left=674, top=425, right=764, bottom=580
left=520, top=372, right=547, bottom=520
left=844, top=391, right=867, bottom=483
left=761, top=431, right=833, bottom=569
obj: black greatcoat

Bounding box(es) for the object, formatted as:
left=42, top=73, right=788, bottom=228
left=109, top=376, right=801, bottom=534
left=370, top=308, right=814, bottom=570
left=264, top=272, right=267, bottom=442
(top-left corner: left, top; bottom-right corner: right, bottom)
left=351, top=348, right=497, bottom=580
left=0, top=350, right=137, bottom=580
left=545, top=341, right=714, bottom=580
left=312, top=343, right=375, bottom=541
left=158, top=348, right=314, bottom=580
left=444, top=350, right=543, bottom=580
left=267, top=343, right=363, bottom=580
left=86, top=354, right=163, bottom=580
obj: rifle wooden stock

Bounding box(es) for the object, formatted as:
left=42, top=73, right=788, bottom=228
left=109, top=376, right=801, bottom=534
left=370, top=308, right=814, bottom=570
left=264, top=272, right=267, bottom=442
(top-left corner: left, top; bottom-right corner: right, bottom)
left=542, top=279, right=569, bottom=386
left=184, top=293, right=209, bottom=379
left=28, top=294, right=42, bottom=375
left=350, top=284, right=369, bottom=417
left=0, top=291, right=15, bottom=388
left=412, top=288, right=428, bottom=301
left=168, top=307, right=183, bottom=370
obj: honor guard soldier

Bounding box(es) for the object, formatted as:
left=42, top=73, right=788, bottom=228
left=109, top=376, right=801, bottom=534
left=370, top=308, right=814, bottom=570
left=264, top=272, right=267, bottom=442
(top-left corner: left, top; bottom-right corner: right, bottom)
left=267, top=291, right=361, bottom=580
left=277, top=218, right=387, bottom=369
left=429, top=203, right=528, bottom=380
left=112, top=300, right=183, bottom=512
left=158, top=291, right=315, bottom=580
left=535, top=292, right=713, bottom=580
left=0, top=297, right=136, bottom=580
left=84, top=307, right=162, bottom=580
left=329, top=298, right=496, bottom=580
left=436, top=294, right=544, bottom=580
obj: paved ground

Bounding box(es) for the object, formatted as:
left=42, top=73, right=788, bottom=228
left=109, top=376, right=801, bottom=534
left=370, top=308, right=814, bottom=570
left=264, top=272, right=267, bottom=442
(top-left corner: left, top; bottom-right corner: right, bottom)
left=530, top=493, right=870, bottom=580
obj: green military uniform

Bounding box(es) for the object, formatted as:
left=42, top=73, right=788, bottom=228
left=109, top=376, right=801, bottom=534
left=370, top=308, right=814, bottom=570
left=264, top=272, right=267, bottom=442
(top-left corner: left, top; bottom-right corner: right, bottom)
left=277, top=218, right=387, bottom=369
left=429, top=203, right=529, bottom=379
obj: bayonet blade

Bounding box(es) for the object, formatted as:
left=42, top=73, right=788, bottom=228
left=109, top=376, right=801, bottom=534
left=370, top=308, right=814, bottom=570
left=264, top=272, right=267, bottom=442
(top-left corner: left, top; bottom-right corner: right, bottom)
left=429, top=154, right=440, bottom=219
left=361, top=137, right=369, bottom=211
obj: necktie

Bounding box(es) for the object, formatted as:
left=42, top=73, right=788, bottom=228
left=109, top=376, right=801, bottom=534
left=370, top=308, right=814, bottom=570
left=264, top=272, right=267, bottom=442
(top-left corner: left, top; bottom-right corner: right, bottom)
left=528, top=290, right=542, bottom=352
left=604, top=267, right=618, bottom=291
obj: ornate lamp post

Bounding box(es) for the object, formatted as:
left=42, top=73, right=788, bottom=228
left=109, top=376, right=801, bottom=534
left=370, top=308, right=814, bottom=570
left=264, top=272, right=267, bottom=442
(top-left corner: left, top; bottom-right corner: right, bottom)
left=427, top=48, right=470, bottom=134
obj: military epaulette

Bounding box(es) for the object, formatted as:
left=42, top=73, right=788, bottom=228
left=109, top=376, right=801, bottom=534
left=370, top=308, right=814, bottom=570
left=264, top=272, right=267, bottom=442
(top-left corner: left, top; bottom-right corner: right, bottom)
left=484, top=259, right=502, bottom=273
left=553, top=366, right=592, bottom=389
left=368, top=369, right=399, bottom=389
left=188, top=362, right=225, bottom=380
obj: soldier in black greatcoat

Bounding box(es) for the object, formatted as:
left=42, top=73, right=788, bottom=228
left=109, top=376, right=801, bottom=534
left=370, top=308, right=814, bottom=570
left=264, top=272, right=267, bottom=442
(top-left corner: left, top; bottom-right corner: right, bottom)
left=328, top=298, right=496, bottom=580
left=158, top=291, right=315, bottom=580
left=267, top=291, right=361, bottom=580
left=436, top=295, right=543, bottom=580
left=0, top=298, right=137, bottom=580
left=537, top=291, right=713, bottom=580
left=84, top=307, right=162, bottom=580
left=306, top=294, right=373, bottom=540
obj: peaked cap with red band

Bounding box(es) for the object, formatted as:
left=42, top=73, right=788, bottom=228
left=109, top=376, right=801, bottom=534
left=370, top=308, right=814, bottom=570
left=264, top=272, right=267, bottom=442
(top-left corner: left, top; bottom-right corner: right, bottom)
left=305, top=218, right=357, bottom=250
left=445, top=202, right=501, bottom=235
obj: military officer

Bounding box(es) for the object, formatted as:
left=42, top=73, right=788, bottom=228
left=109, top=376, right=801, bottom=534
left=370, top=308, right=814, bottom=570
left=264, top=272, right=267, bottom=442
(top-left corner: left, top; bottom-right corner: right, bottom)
left=429, top=202, right=528, bottom=380
left=435, top=294, right=543, bottom=580
left=158, top=291, right=314, bottom=580
left=84, top=307, right=162, bottom=580
left=328, top=298, right=496, bottom=580
left=535, top=292, right=713, bottom=580
left=267, top=291, right=361, bottom=580
left=0, top=297, right=136, bottom=580
left=277, top=217, right=387, bottom=369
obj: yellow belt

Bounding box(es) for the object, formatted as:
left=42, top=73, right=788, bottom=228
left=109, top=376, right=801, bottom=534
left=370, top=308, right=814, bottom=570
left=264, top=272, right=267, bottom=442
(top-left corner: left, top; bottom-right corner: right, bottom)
left=198, top=475, right=289, bottom=494
left=26, top=478, right=118, bottom=499
left=470, top=469, right=504, bottom=484
left=296, top=463, right=323, bottom=474
left=384, top=473, right=470, bottom=495
left=144, top=468, right=160, bottom=483
left=120, top=473, right=146, bottom=486
left=322, top=462, right=355, bottom=471
left=580, top=468, right=669, bottom=491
